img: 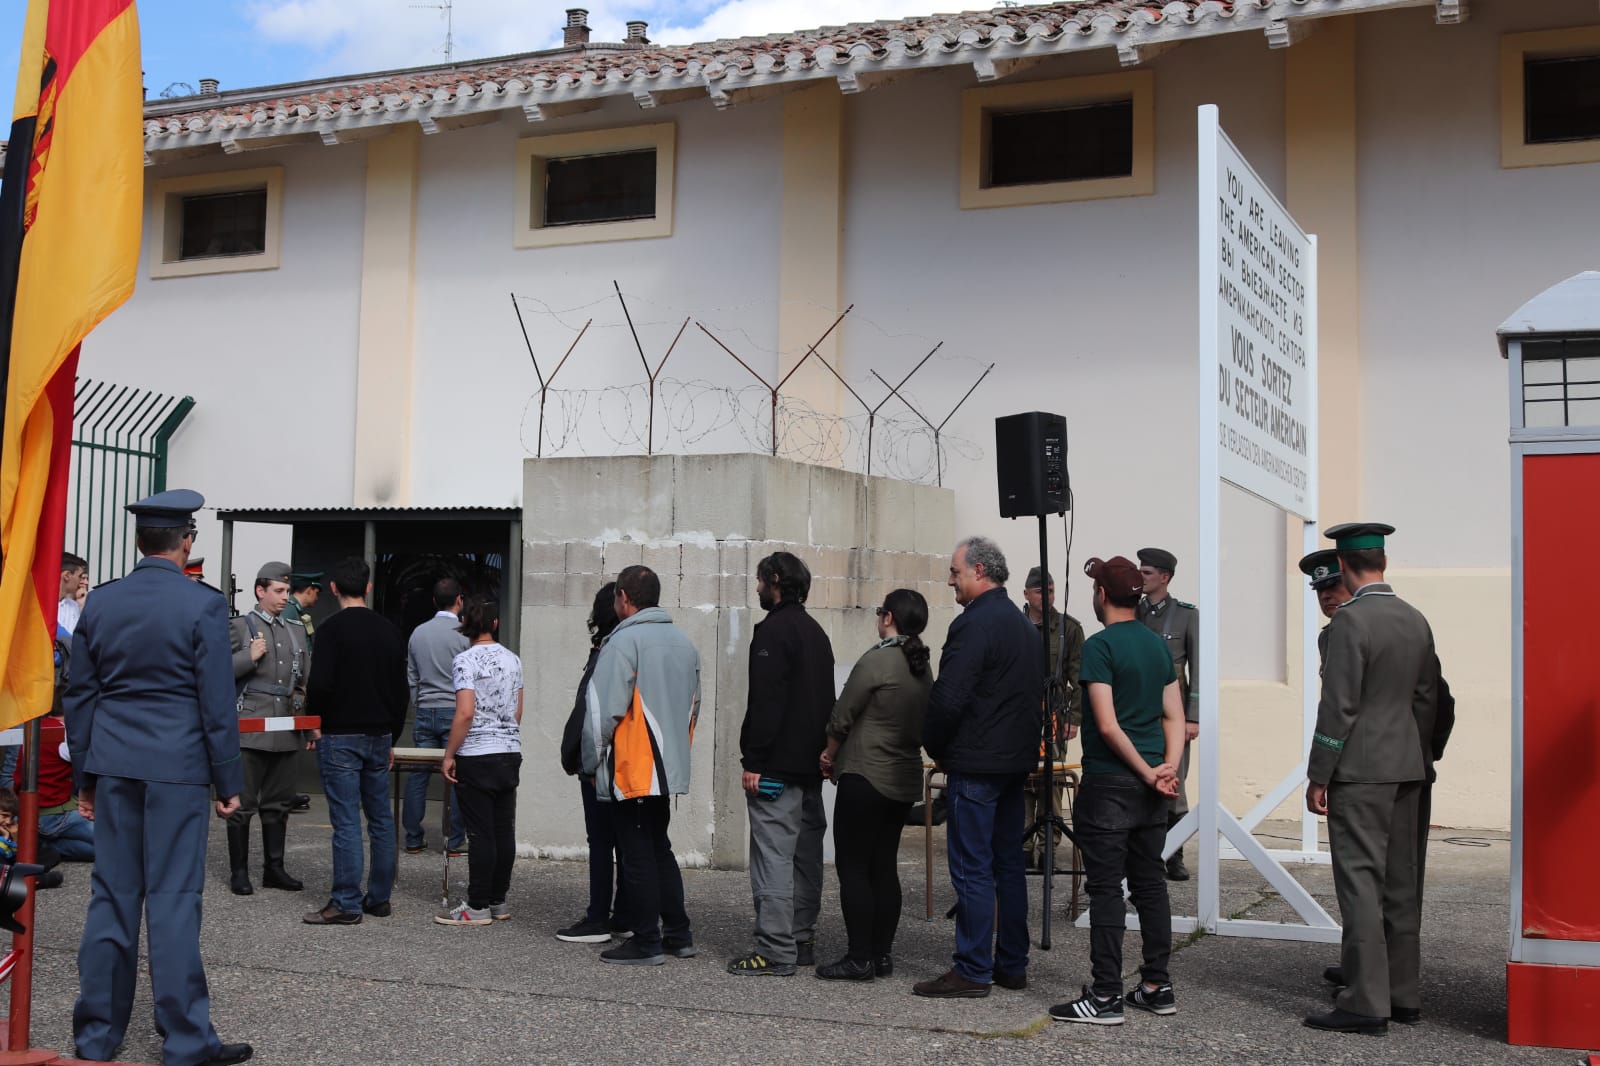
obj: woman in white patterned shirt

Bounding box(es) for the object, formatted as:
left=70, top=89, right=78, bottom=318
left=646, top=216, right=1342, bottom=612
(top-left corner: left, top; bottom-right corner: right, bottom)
left=436, top=598, right=523, bottom=926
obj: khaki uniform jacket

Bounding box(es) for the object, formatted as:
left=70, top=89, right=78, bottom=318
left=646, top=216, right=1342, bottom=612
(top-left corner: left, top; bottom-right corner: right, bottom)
left=230, top=608, right=311, bottom=754
left=1308, top=583, right=1436, bottom=785
left=1035, top=606, right=1084, bottom=735
left=1138, top=594, right=1199, bottom=723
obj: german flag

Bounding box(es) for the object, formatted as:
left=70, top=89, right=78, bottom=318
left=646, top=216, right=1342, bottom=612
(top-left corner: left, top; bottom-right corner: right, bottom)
left=0, top=2, right=142, bottom=731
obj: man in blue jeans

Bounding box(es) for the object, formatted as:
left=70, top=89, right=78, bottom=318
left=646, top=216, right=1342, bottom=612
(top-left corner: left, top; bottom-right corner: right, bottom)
left=914, top=535, right=1042, bottom=999
left=403, top=578, right=468, bottom=855
left=302, top=558, right=409, bottom=925
left=1050, top=556, right=1184, bottom=1026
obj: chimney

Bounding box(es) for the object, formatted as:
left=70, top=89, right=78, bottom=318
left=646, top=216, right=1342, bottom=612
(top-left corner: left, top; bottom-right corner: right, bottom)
left=199, top=77, right=220, bottom=96
left=564, top=8, right=590, bottom=47
left=626, top=20, right=649, bottom=44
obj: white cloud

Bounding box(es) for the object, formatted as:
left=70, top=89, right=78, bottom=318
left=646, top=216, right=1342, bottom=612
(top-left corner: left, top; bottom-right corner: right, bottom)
left=245, top=0, right=931, bottom=78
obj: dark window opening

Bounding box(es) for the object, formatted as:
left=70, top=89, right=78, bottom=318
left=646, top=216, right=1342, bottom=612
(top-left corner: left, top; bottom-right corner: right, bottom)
left=179, top=189, right=268, bottom=260
left=1524, top=54, right=1600, bottom=145
left=542, top=149, right=656, bottom=227
left=987, top=100, right=1134, bottom=187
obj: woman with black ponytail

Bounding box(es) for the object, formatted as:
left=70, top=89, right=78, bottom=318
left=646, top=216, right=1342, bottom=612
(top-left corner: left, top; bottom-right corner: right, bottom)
left=816, top=588, right=932, bottom=981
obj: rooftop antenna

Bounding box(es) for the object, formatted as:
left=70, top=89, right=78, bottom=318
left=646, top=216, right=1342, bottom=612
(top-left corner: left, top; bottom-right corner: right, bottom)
left=411, top=0, right=455, bottom=64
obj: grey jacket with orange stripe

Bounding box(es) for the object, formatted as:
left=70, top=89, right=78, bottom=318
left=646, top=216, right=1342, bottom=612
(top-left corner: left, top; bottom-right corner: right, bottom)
left=582, top=606, right=701, bottom=801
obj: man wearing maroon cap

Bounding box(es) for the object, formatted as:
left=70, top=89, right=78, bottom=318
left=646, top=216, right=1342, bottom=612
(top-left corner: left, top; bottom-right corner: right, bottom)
left=1050, top=556, right=1185, bottom=1027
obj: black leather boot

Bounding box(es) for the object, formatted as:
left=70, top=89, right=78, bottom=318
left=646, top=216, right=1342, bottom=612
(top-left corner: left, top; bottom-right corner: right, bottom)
left=1165, top=812, right=1190, bottom=881
left=260, top=819, right=303, bottom=892
left=226, top=822, right=254, bottom=896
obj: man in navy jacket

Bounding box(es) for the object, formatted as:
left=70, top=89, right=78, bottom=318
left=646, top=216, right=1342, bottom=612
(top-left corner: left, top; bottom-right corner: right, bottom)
left=65, top=490, right=251, bottom=1066
left=914, top=535, right=1042, bottom=999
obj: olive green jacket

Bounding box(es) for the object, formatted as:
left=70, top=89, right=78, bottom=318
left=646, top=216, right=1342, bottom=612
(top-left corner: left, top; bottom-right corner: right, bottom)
left=827, top=638, right=931, bottom=803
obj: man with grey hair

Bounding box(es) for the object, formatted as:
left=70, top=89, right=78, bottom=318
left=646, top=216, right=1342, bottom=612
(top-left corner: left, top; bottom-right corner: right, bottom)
left=914, top=536, right=1043, bottom=999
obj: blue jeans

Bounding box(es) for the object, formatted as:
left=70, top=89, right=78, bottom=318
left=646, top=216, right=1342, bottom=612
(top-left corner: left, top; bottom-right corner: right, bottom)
left=0, top=745, right=17, bottom=785
left=945, top=771, right=1030, bottom=983
left=40, top=809, right=95, bottom=862
left=316, top=734, right=396, bottom=915
left=401, top=706, right=463, bottom=851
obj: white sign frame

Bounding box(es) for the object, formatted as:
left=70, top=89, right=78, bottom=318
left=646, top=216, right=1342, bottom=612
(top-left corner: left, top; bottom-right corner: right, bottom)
left=1073, top=106, right=1332, bottom=943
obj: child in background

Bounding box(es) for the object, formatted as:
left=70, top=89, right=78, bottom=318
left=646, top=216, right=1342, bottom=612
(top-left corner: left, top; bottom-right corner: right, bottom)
left=0, top=788, right=63, bottom=888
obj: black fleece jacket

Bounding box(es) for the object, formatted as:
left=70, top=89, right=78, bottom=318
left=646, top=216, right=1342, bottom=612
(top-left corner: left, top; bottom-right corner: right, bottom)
left=924, top=586, right=1043, bottom=775
left=739, top=600, right=835, bottom=784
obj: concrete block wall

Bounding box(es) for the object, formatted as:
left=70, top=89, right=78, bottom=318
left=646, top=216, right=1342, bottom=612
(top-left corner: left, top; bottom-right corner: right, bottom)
left=517, top=453, right=956, bottom=868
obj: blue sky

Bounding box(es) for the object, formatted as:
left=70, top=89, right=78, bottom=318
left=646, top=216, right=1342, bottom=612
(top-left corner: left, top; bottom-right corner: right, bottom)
left=0, top=1, right=924, bottom=117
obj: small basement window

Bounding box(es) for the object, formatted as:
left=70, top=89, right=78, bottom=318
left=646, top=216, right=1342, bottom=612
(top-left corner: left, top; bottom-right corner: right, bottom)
left=1500, top=26, right=1600, bottom=168
left=516, top=123, right=675, bottom=248
left=150, top=167, right=284, bottom=279
left=1523, top=54, right=1600, bottom=145
left=178, top=189, right=269, bottom=259
left=987, top=100, right=1134, bottom=187
left=543, top=149, right=657, bottom=227
left=960, top=71, right=1153, bottom=209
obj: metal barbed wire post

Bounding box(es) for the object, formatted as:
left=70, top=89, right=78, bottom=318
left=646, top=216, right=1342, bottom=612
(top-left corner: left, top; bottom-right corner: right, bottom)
left=513, top=293, right=590, bottom=458
left=697, top=307, right=851, bottom=457
left=615, top=282, right=690, bottom=455
left=872, top=361, right=994, bottom=486
left=867, top=341, right=942, bottom=476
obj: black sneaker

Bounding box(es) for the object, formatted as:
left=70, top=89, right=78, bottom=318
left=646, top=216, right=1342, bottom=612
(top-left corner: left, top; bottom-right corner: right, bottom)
left=600, top=940, right=665, bottom=966
left=1049, top=986, right=1125, bottom=1026
left=795, top=940, right=816, bottom=967
left=663, top=939, right=698, bottom=959
left=1127, top=981, right=1177, bottom=1015
left=556, top=917, right=613, bottom=943
left=816, top=956, right=873, bottom=981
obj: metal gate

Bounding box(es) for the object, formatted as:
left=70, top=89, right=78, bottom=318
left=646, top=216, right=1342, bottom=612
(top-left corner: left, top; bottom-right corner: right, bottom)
left=67, top=379, right=195, bottom=581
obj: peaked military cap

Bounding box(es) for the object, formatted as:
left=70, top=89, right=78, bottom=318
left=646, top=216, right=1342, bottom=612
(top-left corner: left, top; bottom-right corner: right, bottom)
left=1324, top=522, right=1395, bottom=552
left=1024, top=567, right=1054, bottom=590
left=256, top=561, right=291, bottom=586
left=1137, top=547, right=1177, bottom=573
left=289, top=571, right=324, bottom=590
left=125, top=488, right=203, bottom=528
left=1297, top=549, right=1343, bottom=590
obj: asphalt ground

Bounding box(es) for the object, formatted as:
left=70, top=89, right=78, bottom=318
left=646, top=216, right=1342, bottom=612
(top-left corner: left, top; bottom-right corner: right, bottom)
left=15, top=801, right=1585, bottom=1066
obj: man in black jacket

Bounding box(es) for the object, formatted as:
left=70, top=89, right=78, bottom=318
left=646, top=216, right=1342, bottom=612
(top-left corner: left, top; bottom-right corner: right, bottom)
left=301, top=557, right=408, bottom=926
left=728, top=552, right=835, bottom=977
left=914, top=536, right=1043, bottom=999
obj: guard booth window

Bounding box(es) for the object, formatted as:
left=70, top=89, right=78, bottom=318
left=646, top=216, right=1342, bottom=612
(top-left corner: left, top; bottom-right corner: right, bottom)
left=1521, top=339, right=1600, bottom=428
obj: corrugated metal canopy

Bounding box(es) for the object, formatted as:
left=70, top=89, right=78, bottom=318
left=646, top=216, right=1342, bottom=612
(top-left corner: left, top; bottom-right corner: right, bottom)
left=216, top=506, right=520, bottom=524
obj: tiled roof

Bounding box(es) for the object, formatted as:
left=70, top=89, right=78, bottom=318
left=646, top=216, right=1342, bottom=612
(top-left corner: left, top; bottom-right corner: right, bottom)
left=144, top=0, right=1427, bottom=154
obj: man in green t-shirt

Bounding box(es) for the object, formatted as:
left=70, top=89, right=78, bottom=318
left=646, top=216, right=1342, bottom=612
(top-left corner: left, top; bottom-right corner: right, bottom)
left=1050, top=556, right=1185, bottom=1029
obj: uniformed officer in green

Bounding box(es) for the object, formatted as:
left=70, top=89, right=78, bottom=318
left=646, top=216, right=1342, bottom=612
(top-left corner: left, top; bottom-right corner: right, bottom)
left=1135, top=547, right=1198, bottom=880
left=1303, top=522, right=1439, bottom=1035
left=1021, top=567, right=1084, bottom=871
left=285, top=571, right=323, bottom=648
left=227, top=561, right=316, bottom=896
left=1298, top=549, right=1352, bottom=671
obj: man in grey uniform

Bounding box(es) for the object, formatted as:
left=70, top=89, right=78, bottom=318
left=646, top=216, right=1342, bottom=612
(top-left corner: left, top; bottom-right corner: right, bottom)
left=66, top=489, right=252, bottom=1066
left=227, top=561, right=315, bottom=895
left=1135, top=548, right=1198, bottom=880
left=1303, top=522, right=1438, bottom=1036
left=1299, top=549, right=1352, bottom=670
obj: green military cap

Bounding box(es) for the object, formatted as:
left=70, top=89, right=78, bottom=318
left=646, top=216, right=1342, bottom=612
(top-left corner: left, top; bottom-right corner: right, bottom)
left=256, top=560, right=291, bottom=585
left=1137, top=547, right=1177, bottom=573
left=1297, top=549, right=1342, bottom=590
left=289, top=571, right=323, bottom=591
left=1323, top=522, right=1395, bottom=551
left=1024, top=567, right=1054, bottom=590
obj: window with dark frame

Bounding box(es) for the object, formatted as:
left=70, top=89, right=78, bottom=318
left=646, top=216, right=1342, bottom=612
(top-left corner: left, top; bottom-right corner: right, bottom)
left=1522, top=338, right=1600, bottom=429
left=178, top=189, right=268, bottom=260
left=986, top=99, right=1134, bottom=188
left=542, top=148, right=657, bottom=228
left=1524, top=54, right=1600, bottom=145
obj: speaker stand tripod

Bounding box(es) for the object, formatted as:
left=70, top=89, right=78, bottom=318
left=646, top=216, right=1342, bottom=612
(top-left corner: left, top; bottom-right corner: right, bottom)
left=1021, top=511, right=1074, bottom=950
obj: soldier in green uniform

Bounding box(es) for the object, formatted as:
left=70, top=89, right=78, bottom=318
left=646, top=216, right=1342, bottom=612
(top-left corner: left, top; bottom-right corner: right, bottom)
left=1021, top=567, right=1084, bottom=872
left=1303, top=523, right=1439, bottom=1035
left=1298, top=549, right=1352, bottom=671
left=227, top=561, right=316, bottom=896
left=1135, top=548, right=1198, bottom=881
left=285, top=571, right=323, bottom=649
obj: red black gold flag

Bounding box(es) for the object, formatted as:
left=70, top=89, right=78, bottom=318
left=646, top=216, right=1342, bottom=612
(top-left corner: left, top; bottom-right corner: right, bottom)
left=0, top=0, right=142, bottom=730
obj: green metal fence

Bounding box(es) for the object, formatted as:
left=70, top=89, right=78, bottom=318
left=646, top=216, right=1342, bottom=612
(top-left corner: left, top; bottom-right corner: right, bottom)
left=68, top=379, right=195, bottom=581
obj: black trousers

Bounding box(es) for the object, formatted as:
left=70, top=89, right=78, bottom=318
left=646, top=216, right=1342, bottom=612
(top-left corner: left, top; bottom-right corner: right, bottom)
left=1075, top=773, right=1172, bottom=999
left=580, top=775, right=627, bottom=924
left=454, top=753, right=521, bottom=910
left=610, top=796, right=691, bottom=954
left=832, top=774, right=910, bottom=961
